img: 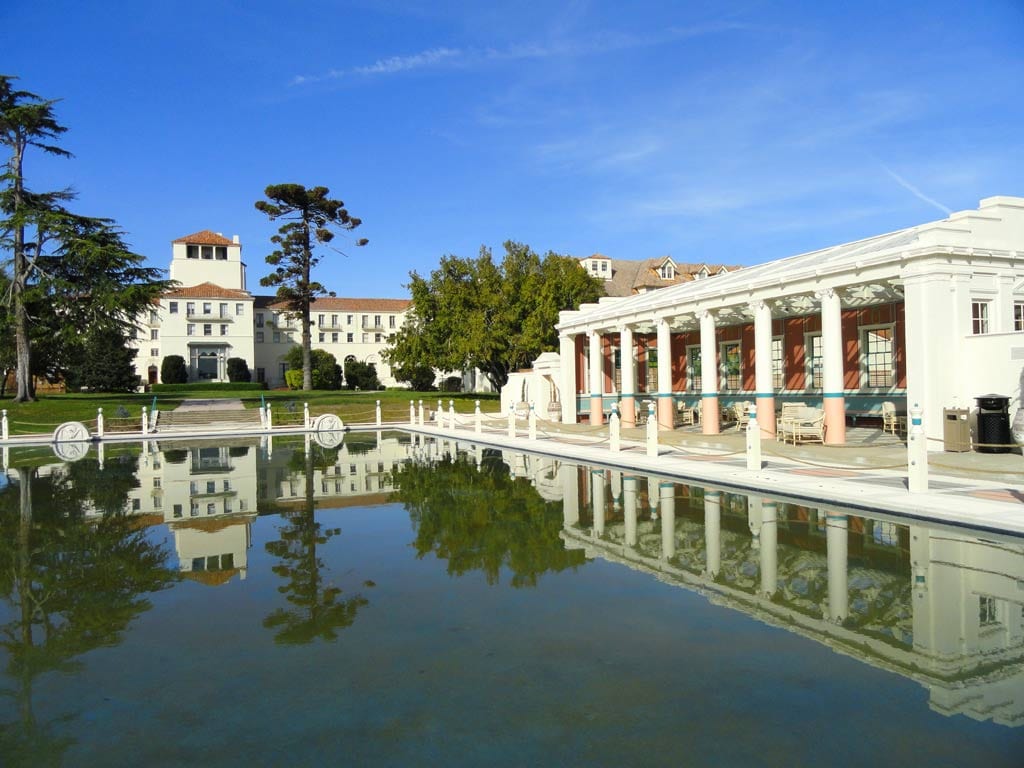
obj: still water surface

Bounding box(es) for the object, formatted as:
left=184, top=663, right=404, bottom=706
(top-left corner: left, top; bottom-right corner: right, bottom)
left=0, top=432, right=1022, bottom=766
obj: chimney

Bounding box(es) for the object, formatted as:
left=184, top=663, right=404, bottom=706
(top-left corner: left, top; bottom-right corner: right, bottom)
left=216, top=232, right=223, bottom=237
left=233, top=235, right=240, bottom=244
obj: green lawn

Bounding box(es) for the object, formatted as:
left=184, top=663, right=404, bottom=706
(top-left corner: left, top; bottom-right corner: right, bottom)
left=0, top=389, right=501, bottom=435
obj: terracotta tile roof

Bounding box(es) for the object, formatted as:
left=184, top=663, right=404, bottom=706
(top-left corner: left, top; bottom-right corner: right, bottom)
left=172, top=230, right=236, bottom=246
left=258, top=296, right=411, bottom=312
left=165, top=282, right=253, bottom=300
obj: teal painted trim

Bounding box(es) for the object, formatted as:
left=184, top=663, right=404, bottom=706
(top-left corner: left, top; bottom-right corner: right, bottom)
left=700, top=392, right=719, bottom=399
left=823, top=392, right=845, bottom=398
left=656, top=393, right=674, bottom=398
left=755, top=392, right=774, bottom=399
left=659, top=482, right=674, bottom=489
left=589, top=393, right=603, bottom=399
left=705, top=490, right=721, bottom=498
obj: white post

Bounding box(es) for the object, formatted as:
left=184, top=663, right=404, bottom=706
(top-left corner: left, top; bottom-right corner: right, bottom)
left=266, top=403, right=273, bottom=431
left=97, top=407, right=104, bottom=438
left=528, top=402, right=537, bottom=440
left=507, top=405, right=516, bottom=438
left=418, top=399, right=425, bottom=426
left=449, top=400, right=456, bottom=431
left=646, top=402, right=658, bottom=457
left=97, top=441, right=105, bottom=470
left=436, top=399, right=443, bottom=427
left=2, top=409, right=8, bottom=441
left=303, top=402, right=310, bottom=428
left=141, top=406, right=149, bottom=436
left=746, top=403, right=762, bottom=471
left=410, top=400, right=416, bottom=425
left=475, top=400, right=482, bottom=434
left=609, top=405, right=620, bottom=452
left=908, top=403, right=928, bottom=493
left=376, top=400, right=382, bottom=427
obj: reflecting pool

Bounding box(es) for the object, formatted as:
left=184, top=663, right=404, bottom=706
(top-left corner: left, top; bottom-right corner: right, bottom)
left=1, top=432, right=1022, bottom=766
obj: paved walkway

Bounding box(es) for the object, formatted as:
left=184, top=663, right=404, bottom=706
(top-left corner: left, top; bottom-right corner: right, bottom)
left=172, top=398, right=246, bottom=412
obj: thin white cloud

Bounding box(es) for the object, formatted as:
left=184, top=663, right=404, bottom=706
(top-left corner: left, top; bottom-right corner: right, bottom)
left=354, top=47, right=462, bottom=75
left=881, top=165, right=952, bottom=216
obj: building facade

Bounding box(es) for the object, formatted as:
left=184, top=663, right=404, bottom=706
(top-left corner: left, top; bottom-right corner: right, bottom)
left=556, top=196, right=1024, bottom=445
left=133, top=230, right=412, bottom=388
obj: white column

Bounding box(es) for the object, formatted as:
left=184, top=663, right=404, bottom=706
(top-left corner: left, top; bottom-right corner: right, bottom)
left=591, top=469, right=606, bottom=537
left=624, top=477, right=638, bottom=548
left=704, top=490, right=721, bottom=578
left=826, top=512, right=849, bottom=623
left=561, top=463, right=579, bottom=527
left=588, top=330, right=604, bottom=426
left=760, top=499, right=778, bottom=597
left=700, top=311, right=720, bottom=433
left=660, top=481, right=676, bottom=560
left=619, top=324, right=636, bottom=427
left=752, top=300, right=775, bottom=437
left=656, top=318, right=674, bottom=430
left=818, top=288, right=846, bottom=444
left=559, top=333, right=578, bottom=424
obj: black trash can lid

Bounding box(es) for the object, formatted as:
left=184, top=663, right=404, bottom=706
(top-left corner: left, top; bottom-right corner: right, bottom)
left=976, top=393, right=1010, bottom=408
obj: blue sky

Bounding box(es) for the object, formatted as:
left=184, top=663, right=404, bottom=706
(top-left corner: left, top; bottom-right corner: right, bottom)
left=3, top=1, right=1023, bottom=298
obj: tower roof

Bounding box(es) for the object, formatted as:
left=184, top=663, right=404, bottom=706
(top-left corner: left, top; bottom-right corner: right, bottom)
left=172, top=230, right=236, bottom=246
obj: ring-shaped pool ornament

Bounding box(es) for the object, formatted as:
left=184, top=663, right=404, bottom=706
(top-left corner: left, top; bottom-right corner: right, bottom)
left=52, top=421, right=91, bottom=462
left=314, top=413, right=343, bottom=433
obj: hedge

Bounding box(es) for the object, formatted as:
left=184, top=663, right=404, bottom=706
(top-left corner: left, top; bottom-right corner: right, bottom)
left=151, top=382, right=267, bottom=393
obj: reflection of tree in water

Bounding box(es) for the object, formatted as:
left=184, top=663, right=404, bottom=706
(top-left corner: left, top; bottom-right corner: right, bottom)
left=264, top=444, right=369, bottom=644
left=394, top=451, right=586, bottom=587
left=0, top=457, right=177, bottom=766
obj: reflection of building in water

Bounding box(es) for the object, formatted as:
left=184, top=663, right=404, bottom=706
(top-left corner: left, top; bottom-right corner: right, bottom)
left=563, top=467, right=1024, bottom=727
left=259, top=431, right=413, bottom=509
left=130, top=442, right=259, bottom=585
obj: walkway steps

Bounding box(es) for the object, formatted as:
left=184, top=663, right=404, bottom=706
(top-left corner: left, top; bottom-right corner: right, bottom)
left=157, top=409, right=261, bottom=429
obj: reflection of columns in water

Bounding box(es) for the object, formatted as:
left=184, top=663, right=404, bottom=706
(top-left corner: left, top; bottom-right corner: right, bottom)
left=610, top=470, right=622, bottom=510
left=475, top=445, right=483, bottom=470
left=826, top=512, right=849, bottom=623
left=623, top=475, right=638, bottom=547
left=704, top=490, right=721, bottom=578
left=591, top=469, right=606, bottom=537
left=624, top=477, right=637, bottom=548
left=647, top=476, right=659, bottom=519
left=760, top=499, right=778, bottom=597
left=660, top=481, right=676, bottom=560
left=561, top=464, right=580, bottom=527
left=511, top=452, right=527, bottom=479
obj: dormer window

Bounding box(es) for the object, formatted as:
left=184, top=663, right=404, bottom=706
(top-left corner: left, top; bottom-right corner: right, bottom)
left=600, top=261, right=608, bottom=273
left=695, top=266, right=710, bottom=280
left=659, top=263, right=675, bottom=280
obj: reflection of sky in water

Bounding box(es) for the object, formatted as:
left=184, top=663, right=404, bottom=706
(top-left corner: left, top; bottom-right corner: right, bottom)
left=0, top=435, right=1022, bottom=766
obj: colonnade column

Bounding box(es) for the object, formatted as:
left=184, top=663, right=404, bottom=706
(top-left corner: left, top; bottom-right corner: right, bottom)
left=826, top=512, right=849, bottom=623
left=818, top=288, right=846, bottom=444
left=656, top=318, right=674, bottom=430
left=559, top=333, right=578, bottom=424
left=752, top=301, right=775, bottom=438
left=619, top=325, right=636, bottom=428
left=623, top=475, right=638, bottom=547
left=704, top=490, right=721, bottom=578
left=588, top=330, right=604, bottom=426
left=660, top=481, right=676, bottom=560
left=699, top=311, right=720, bottom=434
left=760, top=499, right=778, bottom=597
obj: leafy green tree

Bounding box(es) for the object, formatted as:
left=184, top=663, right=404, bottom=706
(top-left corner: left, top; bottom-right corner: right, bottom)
left=284, top=345, right=341, bottom=389
left=255, top=184, right=367, bottom=391
left=226, top=356, right=251, bottom=382
left=393, top=451, right=587, bottom=587
left=160, top=354, right=187, bottom=383
left=0, top=76, right=171, bottom=399
left=343, top=359, right=380, bottom=390
left=385, top=241, right=603, bottom=390
left=394, top=362, right=435, bottom=391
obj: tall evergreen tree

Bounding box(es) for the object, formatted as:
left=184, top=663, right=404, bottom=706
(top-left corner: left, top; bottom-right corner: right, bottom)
left=255, top=184, right=367, bottom=391
left=0, top=75, right=70, bottom=402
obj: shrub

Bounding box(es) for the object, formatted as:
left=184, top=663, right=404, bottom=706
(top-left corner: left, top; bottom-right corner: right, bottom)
left=285, top=369, right=304, bottom=390
left=161, top=355, right=188, bottom=384
left=151, top=382, right=266, bottom=393
left=344, top=360, right=381, bottom=390
left=284, top=347, right=342, bottom=389
left=440, top=376, right=463, bottom=393
left=396, top=363, right=436, bottom=391
left=226, top=357, right=251, bottom=382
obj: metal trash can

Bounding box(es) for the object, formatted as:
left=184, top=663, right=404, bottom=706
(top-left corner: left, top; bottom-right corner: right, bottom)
left=942, top=408, right=970, bottom=452
left=975, top=394, right=1012, bottom=454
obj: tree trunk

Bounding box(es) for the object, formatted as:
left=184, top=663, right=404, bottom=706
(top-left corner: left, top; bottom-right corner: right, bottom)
left=301, top=220, right=313, bottom=391
left=11, top=143, right=34, bottom=403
